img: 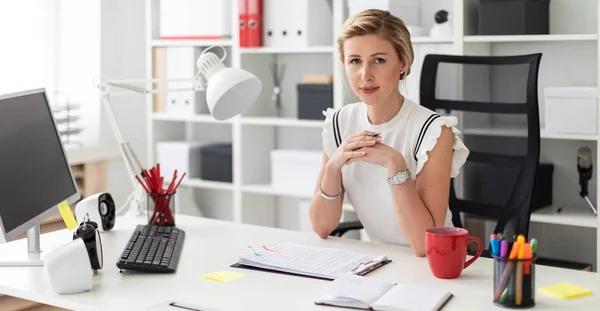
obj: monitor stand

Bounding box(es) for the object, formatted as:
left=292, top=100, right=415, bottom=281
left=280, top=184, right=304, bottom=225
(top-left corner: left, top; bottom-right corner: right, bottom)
left=0, top=225, right=53, bottom=267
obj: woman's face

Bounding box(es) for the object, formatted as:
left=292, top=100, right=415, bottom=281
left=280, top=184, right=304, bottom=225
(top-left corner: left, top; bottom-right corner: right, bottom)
left=342, top=34, right=405, bottom=106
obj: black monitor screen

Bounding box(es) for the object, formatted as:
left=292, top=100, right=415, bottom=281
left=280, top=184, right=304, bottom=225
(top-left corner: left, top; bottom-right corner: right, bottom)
left=0, top=90, right=77, bottom=233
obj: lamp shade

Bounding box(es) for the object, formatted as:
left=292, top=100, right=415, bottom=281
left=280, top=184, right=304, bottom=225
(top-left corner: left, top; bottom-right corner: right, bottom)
left=197, top=52, right=262, bottom=121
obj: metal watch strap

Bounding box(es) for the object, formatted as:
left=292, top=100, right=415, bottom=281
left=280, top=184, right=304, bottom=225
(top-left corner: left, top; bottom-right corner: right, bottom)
left=387, top=170, right=411, bottom=186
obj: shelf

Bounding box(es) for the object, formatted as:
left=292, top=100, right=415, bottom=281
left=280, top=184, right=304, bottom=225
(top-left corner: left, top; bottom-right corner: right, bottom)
left=530, top=206, right=597, bottom=228
left=181, top=178, right=234, bottom=191
left=65, top=144, right=121, bottom=166
left=151, top=39, right=233, bottom=47
left=412, top=37, right=453, bottom=44
left=462, top=126, right=598, bottom=141
left=239, top=46, right=333, bottom=54
left=241, top=116, right=323, bottom=128
left=464, top=34, right=597, bottom=43
left=152, top=113, right=234, bottom=124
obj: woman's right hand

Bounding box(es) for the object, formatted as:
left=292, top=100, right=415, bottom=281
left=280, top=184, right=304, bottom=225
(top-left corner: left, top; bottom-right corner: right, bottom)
left=326, top=130, right=382, bottom=172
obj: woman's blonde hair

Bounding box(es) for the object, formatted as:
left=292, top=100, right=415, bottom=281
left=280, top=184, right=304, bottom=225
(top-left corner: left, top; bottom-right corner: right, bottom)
left=337, top=9, right=414, bottom=80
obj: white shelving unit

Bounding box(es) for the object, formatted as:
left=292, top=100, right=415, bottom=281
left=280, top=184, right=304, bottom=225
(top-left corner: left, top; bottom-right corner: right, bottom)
left=144, top=0, right=600, bottom=270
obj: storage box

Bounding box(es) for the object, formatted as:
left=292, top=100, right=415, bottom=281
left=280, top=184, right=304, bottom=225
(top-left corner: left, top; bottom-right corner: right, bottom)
left=348, top=0, right=420, bottom=26
left=263, top=0, right=333, bottom=48
left=165, top=47, right=210, bottom=115
left=271, top=150, right=322, bottom=195
left=545, top=87, right=598, bottom=135
left=479, top=0, right=549, bottom=35
left=200, top=144, right=232, bottom=182
left=481, top=163, right=554, bottom=212
left=297, top=83, right=334, bottom=120
left=159, top=0, right=232, bottom=39
left=156, top=141, right=207, bottom=182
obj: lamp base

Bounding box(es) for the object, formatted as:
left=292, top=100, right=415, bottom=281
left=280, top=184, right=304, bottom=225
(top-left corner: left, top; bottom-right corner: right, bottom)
left=115, top=184, right=148, bottom=217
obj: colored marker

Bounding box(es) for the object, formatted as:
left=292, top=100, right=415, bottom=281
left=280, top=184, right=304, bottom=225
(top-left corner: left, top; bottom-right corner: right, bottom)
left=500, top=240, right=509, bottom=258
left=494, top=242, right=520, bottom=301
left=490, top=234, right=498, bottom=256
left=530, top=238, right=538, bottom=253
left=516, top=242, right=525, bottom=305
left=523, top=243, right=533, bottom=275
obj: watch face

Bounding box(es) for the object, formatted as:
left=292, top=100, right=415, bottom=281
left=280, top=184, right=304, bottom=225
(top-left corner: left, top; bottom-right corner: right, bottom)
left=389, top=171, right=409, bottom=185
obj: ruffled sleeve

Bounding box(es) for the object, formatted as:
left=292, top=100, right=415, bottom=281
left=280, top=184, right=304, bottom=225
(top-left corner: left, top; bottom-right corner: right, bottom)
left=414, top=116, right=469, bottom=178
left=321, top=108, right=338, bottom=158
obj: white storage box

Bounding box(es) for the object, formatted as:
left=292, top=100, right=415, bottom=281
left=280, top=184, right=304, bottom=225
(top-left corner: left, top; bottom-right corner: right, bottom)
left=348, top=0, right=420, bottom=26
left=544, top=87, right=598, bottom=135
left=263, top=0, right=333, bottom=48
left=156, top=141, right=208, bottom=182
left=159, top=0, right=232, bottom=39
left=271, top=149, right=322, bottom=195
left=165, top=47, right=210, bottom=115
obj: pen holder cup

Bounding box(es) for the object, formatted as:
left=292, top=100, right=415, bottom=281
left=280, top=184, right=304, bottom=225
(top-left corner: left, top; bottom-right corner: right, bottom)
left=146, top=192, right=176, bottom=226
left=493, top=255, right=536, bottom=309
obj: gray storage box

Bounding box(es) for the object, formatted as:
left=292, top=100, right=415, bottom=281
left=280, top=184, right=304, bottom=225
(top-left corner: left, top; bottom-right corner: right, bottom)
left=479, top=0, right=549, bottom=35
left=297, top=83, right=333, bottom=120
left=200, top=144, right=232, bottom=183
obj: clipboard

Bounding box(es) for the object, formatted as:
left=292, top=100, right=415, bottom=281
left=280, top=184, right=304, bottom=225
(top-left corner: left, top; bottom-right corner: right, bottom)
left=230, top=258, right=392, bottom=281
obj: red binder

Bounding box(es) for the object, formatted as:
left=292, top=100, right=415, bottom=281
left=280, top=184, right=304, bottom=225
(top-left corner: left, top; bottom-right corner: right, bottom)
left=239, top=0, right=248, bottom=47
left=247, top=0, right=262, bottom=47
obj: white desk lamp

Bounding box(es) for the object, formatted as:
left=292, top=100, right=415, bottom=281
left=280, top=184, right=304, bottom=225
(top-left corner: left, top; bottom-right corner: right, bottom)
left=97, top=46, right=262, bottom=216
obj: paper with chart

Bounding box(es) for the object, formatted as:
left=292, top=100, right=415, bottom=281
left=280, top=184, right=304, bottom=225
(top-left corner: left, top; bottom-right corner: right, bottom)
left=237, top=242, right=387, bottom=279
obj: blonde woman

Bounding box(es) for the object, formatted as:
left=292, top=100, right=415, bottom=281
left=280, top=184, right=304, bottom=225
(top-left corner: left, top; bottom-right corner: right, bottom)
left=309, top=9, right=469, bottom=256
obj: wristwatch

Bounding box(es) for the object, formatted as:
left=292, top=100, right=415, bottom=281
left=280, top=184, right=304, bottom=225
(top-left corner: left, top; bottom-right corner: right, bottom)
left=387, top=170, right=411, bottom=186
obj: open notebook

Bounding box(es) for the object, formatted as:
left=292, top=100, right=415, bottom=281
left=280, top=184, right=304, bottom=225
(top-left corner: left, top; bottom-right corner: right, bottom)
left=232, top=242, right=391, bottom=280
left=315, top=274, right=453, bottom=311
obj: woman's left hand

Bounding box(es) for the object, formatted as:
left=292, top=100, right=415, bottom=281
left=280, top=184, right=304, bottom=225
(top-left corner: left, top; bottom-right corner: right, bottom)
left=347, top=142, right=407, bottom=172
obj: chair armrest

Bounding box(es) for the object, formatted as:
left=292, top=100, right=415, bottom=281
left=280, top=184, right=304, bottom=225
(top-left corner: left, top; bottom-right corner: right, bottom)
left=329, top=221, right=363, bottom=237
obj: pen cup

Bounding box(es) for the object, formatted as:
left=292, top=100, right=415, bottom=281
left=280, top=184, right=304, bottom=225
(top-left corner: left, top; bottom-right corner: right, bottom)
left=147, top=192, right=176, bottom=226
left=493, top=255, right=536, bottom=309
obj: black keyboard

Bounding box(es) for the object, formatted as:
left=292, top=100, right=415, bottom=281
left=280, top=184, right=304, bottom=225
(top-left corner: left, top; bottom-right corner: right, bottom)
left=116, top=224, right=185, bottom=273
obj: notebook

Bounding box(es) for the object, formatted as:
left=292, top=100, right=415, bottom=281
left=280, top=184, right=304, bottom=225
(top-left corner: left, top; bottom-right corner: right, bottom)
left=538, top=283, right=593, bottom=300
left=231, top=242, right=391, bottom=280
left=315, top=274, right=453, bottom=311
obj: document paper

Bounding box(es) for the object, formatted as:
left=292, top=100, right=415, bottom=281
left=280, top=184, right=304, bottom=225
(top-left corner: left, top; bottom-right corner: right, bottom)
left=237, top=242, right=384, bottom=279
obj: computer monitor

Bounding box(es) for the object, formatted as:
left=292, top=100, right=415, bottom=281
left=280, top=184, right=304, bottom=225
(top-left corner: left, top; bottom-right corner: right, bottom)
left=0, top=88, right=80, bottom=266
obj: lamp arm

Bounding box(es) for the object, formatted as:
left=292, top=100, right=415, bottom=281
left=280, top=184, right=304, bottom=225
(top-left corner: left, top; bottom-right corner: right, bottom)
left=99, top=92, right=141, bottom=187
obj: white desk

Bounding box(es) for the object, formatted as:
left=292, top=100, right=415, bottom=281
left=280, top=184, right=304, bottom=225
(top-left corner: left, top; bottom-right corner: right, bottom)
left=0, top=213, right=599, bottom=311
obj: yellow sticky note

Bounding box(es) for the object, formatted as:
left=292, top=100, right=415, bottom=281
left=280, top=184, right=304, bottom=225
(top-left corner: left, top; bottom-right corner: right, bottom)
left=539, top=283, right=593, bottom=300
left=203, top=270, right=245, bottom=283
left=58, top=200, right=78, bottom=230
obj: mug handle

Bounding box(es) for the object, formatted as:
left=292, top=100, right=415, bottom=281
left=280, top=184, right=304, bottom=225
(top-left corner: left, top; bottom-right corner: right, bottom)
left=464, top=236, right=482, bottom=269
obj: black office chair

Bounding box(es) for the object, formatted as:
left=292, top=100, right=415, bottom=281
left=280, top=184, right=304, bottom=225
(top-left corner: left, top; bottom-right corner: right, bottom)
left=330, top=53, right=543, bottom=244
left=420, top=53, right=543, bottom=244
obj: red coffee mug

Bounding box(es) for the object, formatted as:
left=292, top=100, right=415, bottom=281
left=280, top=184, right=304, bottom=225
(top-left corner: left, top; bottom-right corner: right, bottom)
left=425, top=227, right=482, bottom=279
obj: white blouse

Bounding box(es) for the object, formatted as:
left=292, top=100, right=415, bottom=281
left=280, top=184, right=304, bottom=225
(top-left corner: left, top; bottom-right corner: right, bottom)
left=321, top=98, right=469, bottom=246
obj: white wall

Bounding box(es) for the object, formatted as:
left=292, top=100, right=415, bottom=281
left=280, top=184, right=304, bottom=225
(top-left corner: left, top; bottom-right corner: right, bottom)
left=100, top=0, right=147, bottom=206
left=0, top=0, right=59, bottom=94
left=58, top=0, right=102, bottom=146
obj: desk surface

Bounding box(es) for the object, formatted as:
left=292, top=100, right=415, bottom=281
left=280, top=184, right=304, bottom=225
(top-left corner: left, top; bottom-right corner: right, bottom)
left=0, top=213, right=599, bottom=311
